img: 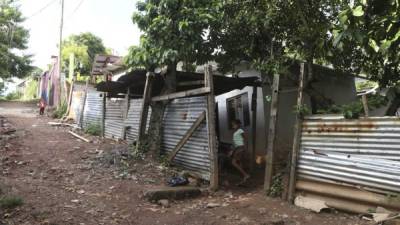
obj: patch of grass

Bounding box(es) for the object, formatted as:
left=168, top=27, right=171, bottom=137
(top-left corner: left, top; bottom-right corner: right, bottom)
left=52, top=101, right=68, bottom=119
left=84, top=123, right=102, bottom=136
left=0, top=196, right=23, bottom=209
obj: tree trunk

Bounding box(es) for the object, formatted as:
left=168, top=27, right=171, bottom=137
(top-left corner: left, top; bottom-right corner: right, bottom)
left=147, top=63, right=177, bottom=155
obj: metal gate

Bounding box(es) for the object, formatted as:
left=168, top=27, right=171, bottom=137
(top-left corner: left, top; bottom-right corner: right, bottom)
left=161, top=96, right=211, bottom=180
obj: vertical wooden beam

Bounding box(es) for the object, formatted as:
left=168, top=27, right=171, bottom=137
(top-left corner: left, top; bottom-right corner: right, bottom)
left=65, top=77, right=75, bottom=117
left=288, top=63, right=306, bottom=203
left=121, top=88, right=131, bottom=139
left=250, top=85, right=258, bottom=172
left=264, top=73, right=280, bottom=193
left=205, top=65, right=219, bottom=191
left=137, top=72, right=155, bottom=150
left=101, top=73, right=107, bottom=138
left=362, top=95, right=369, bottom=117
left=79, top=78, right=89, bottom=128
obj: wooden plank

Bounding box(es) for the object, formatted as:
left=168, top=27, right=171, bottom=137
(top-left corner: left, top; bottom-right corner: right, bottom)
left=362, top=95, right=369, bottom=117
left=79, top=78, right=89, bottom=128
left=65, top=77, right=75, bottom=117
left=264, top=73, right=280, bottom=192
left=205, top=65, right=219, bottom=191
left=168, top=111, right=206, bottom=162
left=101, top=73, right=107, bottom=137
left=288, top=63, right=306, bottom=203
left=137, top=72, right=154, bottom=149
left=121, top=89, right=130, bottom=139
left=250, top=85, right=258, bottom=171
left=69, top=131, right=90, bottom=143
left=151, top=87, right=210, bottom=102
left=178, top=80, right=205, bottom=86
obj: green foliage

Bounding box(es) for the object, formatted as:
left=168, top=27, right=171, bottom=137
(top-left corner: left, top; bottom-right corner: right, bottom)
left=333, top=0, right=400, bottom=87
left=356, top=80, right=378, bottom=92
left=267, top=173, right=283, bottom=197
left=62, top=32, right=107, bottom=75
left=293, top=104, right=311, bottom=118
left=128, top=0, right=221, bottom=70
left=0, top=0, right=32, bottom=78
left=0, top=80, right=4, bottom=94
left=0, top=196, right=23, bottom=209
left=84, top=123, right=102, bottom=136
left=52, top=101, right=67, bottom=119
left=5, top=91, right=21, bottom=100
left=21, top=78, right=38, bottom=100
left=318, top=94, right=388, bottom=119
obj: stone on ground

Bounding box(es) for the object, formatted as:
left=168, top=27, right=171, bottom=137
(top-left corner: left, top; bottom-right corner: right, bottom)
left=144, top=186, right=201, bottom=201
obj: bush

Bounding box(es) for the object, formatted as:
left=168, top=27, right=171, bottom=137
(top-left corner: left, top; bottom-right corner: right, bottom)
left=5, top=92, right=22, bottom=101
left=84, top=123, right=102, bottom=136
left=52, top=101, right=68, bottom=118
left=0, top=196, right=23, bottom=209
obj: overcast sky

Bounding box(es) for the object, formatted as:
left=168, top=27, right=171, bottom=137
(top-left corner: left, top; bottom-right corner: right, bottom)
left=19, top=0, right=141, bottom=70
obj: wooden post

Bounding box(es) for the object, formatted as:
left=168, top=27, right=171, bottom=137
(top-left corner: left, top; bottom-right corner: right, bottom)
left=101, top=73, right=107, bottom=137
left=65, top=76, right=75, bottom=117
left=121, top=88, right=131, bottom=139
left=362, top=95, right=369, bottom=117
left=250, top=85, right=258, bottom=172
left=288, top=63, right=306, bottom=203
left=137, top=72, right=154, bottom=150
left=205, top=65, right=219, bottom=191
left=264, top=73, right=280, bottom=193
left=79, top=78, right=89, bottom=128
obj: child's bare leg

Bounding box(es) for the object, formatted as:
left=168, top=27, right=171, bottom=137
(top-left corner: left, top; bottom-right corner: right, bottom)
left=232, top=159, right=250, bottom=181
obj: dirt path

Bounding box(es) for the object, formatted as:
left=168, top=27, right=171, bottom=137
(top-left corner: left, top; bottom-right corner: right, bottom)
left=0, top=101, right=371, bottom=225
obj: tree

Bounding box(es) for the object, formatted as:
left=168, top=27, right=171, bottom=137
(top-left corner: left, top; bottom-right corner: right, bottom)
left=333, top=0, right=400, bottom=87
left=62, top=32, right=107, bottom=75
left=130, top=0, right=221, bottom=152
left=0, top=0, right=32, bottom=78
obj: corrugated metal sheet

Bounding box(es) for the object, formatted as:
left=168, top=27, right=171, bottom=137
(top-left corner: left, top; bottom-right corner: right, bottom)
left=105, top=98, right=124, bottom=139
left=125, top=99, right=151, bottom=143
left=82, top=89, right=103, bottom=129
left=161, top=96, right=211, bottom=180
left=297, top=115, right=400, bottom=194
left=69, top=90, right=84, bottom=122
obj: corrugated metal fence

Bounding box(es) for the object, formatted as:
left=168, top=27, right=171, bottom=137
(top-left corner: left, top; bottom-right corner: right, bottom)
left=162, top=96, right=211, bottom=180
left=82, top=89, right=103, bottom=129
left=297, top=115, right=400, bottom=194
left=105, top=98, right=125, bottom=139
left=126, top=99, right=151, bottom=143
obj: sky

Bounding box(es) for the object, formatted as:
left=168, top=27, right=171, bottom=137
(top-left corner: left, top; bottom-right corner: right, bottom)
left=19, top=0, right=141, bottom=70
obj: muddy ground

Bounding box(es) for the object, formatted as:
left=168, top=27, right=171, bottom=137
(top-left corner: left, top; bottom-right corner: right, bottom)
left=0, top=101, right=372, bottom=225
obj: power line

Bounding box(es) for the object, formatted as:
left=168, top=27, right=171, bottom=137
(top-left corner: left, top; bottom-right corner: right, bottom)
left=26, top=0, right=58, bottom=19
left=69, top=0, right=85, bottom=18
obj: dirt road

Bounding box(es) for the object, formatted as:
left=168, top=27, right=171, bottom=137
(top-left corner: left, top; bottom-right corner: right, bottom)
left=0, top=101, right=371, bottom=225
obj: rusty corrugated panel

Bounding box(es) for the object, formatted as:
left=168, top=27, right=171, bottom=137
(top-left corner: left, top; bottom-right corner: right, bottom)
left=297, top=115, right=400, bottom=194
left=105, top=98, right=124, bottom=139
left=82, top=89, right=103, bottom=129
left=161, top=96, right=210, bottom=180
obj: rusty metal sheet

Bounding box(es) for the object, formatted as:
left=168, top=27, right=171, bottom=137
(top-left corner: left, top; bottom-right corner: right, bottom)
left=297, top=115, right=400, bottom=194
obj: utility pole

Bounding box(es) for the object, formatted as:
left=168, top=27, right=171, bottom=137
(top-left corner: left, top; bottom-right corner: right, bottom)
left=57, top=0, right=65, bottom=107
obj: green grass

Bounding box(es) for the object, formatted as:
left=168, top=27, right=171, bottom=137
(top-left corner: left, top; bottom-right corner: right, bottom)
left=0, top=196, right=23, bottom=209
left=52, top=101, right=68, bottom=119
left=84, top=123, right=102, bottom=136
